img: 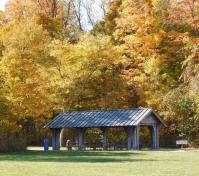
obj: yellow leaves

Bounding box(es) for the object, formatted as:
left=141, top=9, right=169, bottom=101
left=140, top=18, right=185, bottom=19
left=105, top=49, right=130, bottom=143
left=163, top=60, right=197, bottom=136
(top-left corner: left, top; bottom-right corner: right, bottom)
left=0, top=11, right=5, bottom=19
left=143, top=54, right=161, bottom=75
left=0, top=17, right=54, bottom=118
left=196, top=96, right=199, bottom=114
left=74, top=34, right=121, bottom=67
left=2, top=19, right=48, bottom=50
left=49, top=39, right=73, bottom=63
left=0, top=48, right=51, bottom=118
left=1, top=49, right=36, bottom=78
left=1, top=17, right=53, bottom=68
left=47, top=34, right=125, bottom=111
left=0, top=11, right=6, bottom=27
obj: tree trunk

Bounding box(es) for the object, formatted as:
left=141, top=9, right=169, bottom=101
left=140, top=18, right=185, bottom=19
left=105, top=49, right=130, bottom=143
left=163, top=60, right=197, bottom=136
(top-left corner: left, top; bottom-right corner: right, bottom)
left=51, top=0, right=57, bottom=17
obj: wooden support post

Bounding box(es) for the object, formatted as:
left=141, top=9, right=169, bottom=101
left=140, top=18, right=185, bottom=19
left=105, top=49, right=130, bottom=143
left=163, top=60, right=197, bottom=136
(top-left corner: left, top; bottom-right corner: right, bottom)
left=52, top=128, right=61, bottom=151
left=151, top=125, right=160, bottom=149
left=124, top=127, right=133, bottom=150
left=133, top=126, right=139, bottom=150
left=152, top=125, right=156, bottom=149
left=156, top=125, right=159, bottom=149
left=52, top=129, right=56, bottom=150
left=75, top=129, right=78, bottom=147
left=78, top=128, right=84, bottom=151
left=102, top=127, right=108, bottom=150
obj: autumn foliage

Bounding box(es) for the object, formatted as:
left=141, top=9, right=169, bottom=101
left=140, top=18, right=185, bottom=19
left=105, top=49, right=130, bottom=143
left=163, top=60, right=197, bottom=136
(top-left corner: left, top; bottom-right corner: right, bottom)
left=0, top=0, right=199, bottom=151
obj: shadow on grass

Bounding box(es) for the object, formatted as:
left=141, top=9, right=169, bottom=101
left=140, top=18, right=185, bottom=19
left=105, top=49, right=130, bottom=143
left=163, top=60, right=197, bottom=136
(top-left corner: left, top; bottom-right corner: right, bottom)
left=0, top=150, right=154, bottom=163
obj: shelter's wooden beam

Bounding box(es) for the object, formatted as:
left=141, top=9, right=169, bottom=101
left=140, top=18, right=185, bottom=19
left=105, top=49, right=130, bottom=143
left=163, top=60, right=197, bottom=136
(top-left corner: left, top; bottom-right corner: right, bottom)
left=52, top=128, right=61, bottom=151
left=133, top=126, right=140, bottom=150
left=124, top=127, right=133, bottom=150
left=78, top=128, right=84, bottom=151
left=157, top=125, right=160, bottom=149
left=101, top=127, right=108, bottom=150
left=151, top=125, right=160, bottom=149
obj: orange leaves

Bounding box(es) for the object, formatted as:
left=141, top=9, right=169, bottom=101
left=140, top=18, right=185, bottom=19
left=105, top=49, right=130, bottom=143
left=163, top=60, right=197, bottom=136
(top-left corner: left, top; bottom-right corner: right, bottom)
left=5, top=0, right=35, bottom=21
left=114, top=0, right=164, bottom=59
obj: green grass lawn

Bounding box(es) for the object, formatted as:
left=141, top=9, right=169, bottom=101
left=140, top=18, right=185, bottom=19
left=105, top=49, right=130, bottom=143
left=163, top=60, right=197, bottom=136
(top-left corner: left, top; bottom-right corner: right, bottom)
left=0, top=148, right=199, bottom=176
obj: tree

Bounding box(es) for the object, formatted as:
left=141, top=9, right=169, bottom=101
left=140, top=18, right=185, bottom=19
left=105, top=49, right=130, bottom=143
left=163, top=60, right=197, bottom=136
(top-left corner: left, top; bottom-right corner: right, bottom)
left=112, top=0, right=164, bottom=106
left=0, top=18, right=52, bottom=118
left=49, top=34, right=131, bottom=111
left=103, top=0, right=122, bottom=35
left=110, top=0, right=199, bottom=144
left=154, top=0, right=199, bottom=35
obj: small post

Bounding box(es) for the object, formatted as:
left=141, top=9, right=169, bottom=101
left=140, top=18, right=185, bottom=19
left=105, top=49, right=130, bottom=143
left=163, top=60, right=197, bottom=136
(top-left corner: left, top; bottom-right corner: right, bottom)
left=52, top=128, right=61, bottom=151
left=101, top=127, right=108, bottom=150
left=151, top=125, right=160, bottom=149
left=124, top=127, right=133, bottom=150
left=133, top=126, right=139, bottom=150
left=128, top=127, right=133, bottom=150
left=78, top=128, right=84, bottom=151
left=156, top=125, right=160, bottom=149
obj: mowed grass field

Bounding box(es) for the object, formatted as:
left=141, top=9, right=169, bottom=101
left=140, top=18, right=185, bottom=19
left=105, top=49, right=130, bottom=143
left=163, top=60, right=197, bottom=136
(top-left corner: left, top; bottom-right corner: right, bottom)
left=0, top=148, right=199, bottom=176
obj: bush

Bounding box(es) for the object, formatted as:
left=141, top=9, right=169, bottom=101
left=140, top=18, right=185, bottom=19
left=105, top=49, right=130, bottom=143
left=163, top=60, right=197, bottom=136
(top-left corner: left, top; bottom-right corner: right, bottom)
left=0, top=120, right=26, bottom=152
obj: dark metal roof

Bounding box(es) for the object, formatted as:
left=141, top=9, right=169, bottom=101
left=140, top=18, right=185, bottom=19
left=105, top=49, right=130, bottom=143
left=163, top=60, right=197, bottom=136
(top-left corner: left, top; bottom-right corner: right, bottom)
left=44, top=108, right=166, bottom=128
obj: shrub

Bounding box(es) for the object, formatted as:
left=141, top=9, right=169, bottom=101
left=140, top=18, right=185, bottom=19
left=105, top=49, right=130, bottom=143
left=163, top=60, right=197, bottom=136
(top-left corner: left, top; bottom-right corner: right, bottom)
left=0, top=120, right=26, bottom=152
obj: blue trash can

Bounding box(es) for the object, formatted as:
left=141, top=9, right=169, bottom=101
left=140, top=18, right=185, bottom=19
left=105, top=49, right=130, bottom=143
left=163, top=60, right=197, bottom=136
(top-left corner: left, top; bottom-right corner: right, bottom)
left=43, top=139, right=49, bottom=152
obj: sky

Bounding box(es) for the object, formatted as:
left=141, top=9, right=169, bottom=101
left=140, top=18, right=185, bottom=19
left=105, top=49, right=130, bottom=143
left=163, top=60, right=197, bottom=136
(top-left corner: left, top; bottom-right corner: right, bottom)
left=0, top=0, right=8, bottom=11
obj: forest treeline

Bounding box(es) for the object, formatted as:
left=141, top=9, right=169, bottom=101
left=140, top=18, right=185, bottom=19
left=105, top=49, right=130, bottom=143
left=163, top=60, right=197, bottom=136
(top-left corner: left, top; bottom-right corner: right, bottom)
left=0, top=0, right=199, bottom=151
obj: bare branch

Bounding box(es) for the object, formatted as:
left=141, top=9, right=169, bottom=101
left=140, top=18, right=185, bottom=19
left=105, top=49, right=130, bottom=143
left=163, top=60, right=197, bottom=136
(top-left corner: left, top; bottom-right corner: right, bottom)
left=72, top=0, right=83, bottom=30
left=83, top=3, right=95, bottom=28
